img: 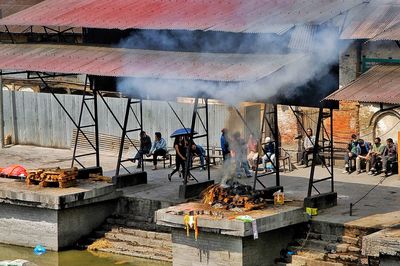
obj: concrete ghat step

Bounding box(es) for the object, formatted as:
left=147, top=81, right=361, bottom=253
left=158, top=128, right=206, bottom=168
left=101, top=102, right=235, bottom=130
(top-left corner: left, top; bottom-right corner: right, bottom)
left=110, top=227, right=171, bottom=241
left=104, top=232, right=172, bottom=249
left=299, top=239, right=335, bottom=253
left=102, top=240, right=172, bottom=261
left=291, top=254, right=344, bottom=266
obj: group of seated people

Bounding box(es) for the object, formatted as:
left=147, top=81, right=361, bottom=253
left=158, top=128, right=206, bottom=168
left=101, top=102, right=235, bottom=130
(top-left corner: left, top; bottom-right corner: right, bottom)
left=131, top=131, right=206, bottom=179
left=297, top=129, right=397, bottom=177
left=343, top=134, right=398, bottom=176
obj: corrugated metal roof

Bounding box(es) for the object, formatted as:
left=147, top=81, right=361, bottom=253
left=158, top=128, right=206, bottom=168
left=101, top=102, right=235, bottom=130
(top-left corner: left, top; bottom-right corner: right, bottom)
left=0, top=43, right=305, bottom=82
left=325, top=65, right=400, bottom=105
left=0, top=0, right=44, bottom=18
left=340, top=0, right=400, bottom=39
left=371, top=21, right=400, bottom=40
left=0, top=0, right=363, bottom=34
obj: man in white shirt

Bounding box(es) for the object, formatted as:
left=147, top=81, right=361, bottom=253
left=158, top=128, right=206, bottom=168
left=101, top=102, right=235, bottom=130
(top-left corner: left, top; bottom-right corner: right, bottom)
left=147, top=132, right=167, bottom=170
left=301, top=128, right=315, bottom=167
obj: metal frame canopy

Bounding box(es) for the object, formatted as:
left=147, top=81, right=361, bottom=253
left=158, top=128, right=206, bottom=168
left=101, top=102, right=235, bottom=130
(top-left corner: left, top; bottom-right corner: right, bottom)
left=0, top=0, right=363, bottom=34
left=0, top=43, right=338, bottom=201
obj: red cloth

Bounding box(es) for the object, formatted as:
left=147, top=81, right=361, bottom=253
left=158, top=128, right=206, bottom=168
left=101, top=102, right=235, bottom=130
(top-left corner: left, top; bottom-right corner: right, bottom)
left=0, top=165, right=27, bottom=177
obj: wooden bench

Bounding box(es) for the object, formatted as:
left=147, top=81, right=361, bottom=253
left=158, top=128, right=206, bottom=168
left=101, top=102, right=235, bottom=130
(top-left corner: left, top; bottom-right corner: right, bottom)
left=142, top=148, right=172, bottom=168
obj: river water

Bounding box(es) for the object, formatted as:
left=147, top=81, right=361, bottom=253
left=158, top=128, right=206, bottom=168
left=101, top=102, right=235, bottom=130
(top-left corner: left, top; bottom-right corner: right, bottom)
left=0, top=244, right=171, bottom=266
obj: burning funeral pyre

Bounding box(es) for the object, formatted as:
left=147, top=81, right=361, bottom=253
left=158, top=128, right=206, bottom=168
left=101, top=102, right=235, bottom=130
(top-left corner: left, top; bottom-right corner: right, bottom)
left=201, top=181, right=270, bottom=212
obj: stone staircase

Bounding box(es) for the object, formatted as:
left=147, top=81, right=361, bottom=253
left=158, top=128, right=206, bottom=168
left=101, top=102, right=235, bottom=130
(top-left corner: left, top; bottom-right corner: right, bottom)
left=76, top=195, right=175, bottom=262
left=278, top=221, right=380, bottom=266
left=98, top=226, right=172, bottom=262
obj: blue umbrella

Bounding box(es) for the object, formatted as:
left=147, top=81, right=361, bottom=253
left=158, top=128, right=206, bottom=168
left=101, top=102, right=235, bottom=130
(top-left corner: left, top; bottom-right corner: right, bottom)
left=170, top=128, right=198, bottom=138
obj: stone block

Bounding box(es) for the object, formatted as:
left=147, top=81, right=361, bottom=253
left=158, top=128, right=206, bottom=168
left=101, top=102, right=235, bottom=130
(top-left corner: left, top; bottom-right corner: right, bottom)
left=336, top=243, right=349, bottom=253
left=348, top=246, right=360, bottom=252
left=342, top=236, right=358, bottom=245
left=259, top=186, right=284, bottom=199
left=112, top=172, right=147, bottom=188
left=304, top=192, right=337, bottom=209
left=77, top=166, right=103, bottom=179
left=178, top=180, right=214, bottom=199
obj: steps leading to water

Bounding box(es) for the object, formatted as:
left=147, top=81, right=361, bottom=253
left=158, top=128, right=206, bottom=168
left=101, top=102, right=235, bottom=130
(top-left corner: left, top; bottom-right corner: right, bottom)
left=278, top=221, right=381, bottom=266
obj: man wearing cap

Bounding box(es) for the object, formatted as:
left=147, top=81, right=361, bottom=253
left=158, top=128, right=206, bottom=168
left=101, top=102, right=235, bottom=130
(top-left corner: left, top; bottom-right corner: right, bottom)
left=131, top=131, right=152, bottom=168
left=262, top=137, right=276, bottom=172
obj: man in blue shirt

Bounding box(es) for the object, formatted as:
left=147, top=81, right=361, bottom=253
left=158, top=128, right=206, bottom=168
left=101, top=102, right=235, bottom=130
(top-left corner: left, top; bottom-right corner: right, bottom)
left=147, top=132, right=167, bottom=170
left=220, top=128, right=230, bottom=160
left=191, top=143, right=206, bottom=170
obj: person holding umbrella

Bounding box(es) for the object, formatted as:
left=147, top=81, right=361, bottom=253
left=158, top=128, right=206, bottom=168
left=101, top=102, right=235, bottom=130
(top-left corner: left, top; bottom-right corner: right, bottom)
left=168, top=128, right=197, bottom=181
left=168, top=136, right=187, bottom=181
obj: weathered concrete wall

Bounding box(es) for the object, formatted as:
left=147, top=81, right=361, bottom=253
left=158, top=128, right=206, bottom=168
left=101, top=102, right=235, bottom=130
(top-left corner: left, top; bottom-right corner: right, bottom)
left=58, top=200, right=118, bottom=249
left=171, top=225, right=297, bottom=266
left=0, top=199, right=118, bottom=251
left=172, top=229, right=243, bottom=266
left=0, top=203, right=57, bottom=249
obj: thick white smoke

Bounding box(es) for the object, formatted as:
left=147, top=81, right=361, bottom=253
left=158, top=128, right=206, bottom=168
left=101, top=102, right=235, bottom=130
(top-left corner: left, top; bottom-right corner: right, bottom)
left=116, top=25, right=348, bottom=105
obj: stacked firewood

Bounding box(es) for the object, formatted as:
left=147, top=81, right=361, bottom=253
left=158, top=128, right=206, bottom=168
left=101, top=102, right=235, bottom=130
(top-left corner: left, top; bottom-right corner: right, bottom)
left=201, top=181, right=267, bottom=211
left=26, top=167, right=78, bottom=188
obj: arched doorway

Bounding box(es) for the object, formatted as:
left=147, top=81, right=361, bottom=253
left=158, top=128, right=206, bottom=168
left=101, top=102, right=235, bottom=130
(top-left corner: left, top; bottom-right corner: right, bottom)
left=373, top=111, right=400, bottom=142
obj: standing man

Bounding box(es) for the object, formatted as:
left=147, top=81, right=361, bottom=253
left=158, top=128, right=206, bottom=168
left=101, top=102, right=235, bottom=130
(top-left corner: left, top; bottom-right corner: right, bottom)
left=231, top=132, right=252, bottom=178
left=147, top=132, right=167, bottom=170
left=301, top=128, right=315, bottom=167
left=220, top=128, right=230, bottom=160
left=132, top=131, right=152, bottom=169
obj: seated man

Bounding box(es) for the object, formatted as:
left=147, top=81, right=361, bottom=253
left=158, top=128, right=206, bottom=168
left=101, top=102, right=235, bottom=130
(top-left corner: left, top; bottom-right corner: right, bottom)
left=343, top=134, right=359, bottom=174
left=191, top=142, right=206, bottom=170
left=367, top=137, right=385, bottom=175
left=132, top=131, right=152, bottom=168
left=381, top=138, right=397, bottom=176
left=301, top=128, right=315, bottom=167
left=262, top=137, right=276, bottom=172
left=247, top=134, right=259, bottom=170
left=147, top=132, right=167, bottom=170
left=355, top=139, right=369, bottom=174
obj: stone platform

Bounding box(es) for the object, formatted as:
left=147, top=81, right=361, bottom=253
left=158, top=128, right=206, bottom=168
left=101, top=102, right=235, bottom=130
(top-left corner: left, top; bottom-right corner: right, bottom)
left=156, top=202, right=307, bottom=266
left=0, top=177, right=121, bottom=251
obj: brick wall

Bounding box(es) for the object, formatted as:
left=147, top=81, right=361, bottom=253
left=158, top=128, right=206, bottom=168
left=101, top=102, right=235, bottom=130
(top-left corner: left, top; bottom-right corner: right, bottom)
left=330, top=102, right=360, bottom=149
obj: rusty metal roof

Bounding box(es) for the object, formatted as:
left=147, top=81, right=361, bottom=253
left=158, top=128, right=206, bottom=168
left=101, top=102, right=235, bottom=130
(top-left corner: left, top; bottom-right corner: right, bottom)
left=340, top=0, right=400, bottom=39
left=325, top=65, right=400, bottom=105
left=372, top=21, right=400, bottom=40
left=0, top=0, right=44, bottom=18
left=0, top=0, right=362, bottom=34
left=0, top=43, right=305, bottom=82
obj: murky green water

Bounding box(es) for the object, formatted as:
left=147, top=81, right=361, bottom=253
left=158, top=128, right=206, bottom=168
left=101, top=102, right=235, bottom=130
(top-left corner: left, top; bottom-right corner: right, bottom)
left=0, top=244, right=171, bottom=266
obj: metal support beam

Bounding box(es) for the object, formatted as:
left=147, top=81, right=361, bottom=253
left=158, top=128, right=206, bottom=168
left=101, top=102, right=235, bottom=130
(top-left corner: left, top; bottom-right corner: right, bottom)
left=290, top=106, right=334, bottom=197
left=167, top=99, right=210, bottom=185
left=115, top=98, right=143, bottom=176
left=253, top=104, right=280, bottom=190
left=0, top=72, right=4, bottom=148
